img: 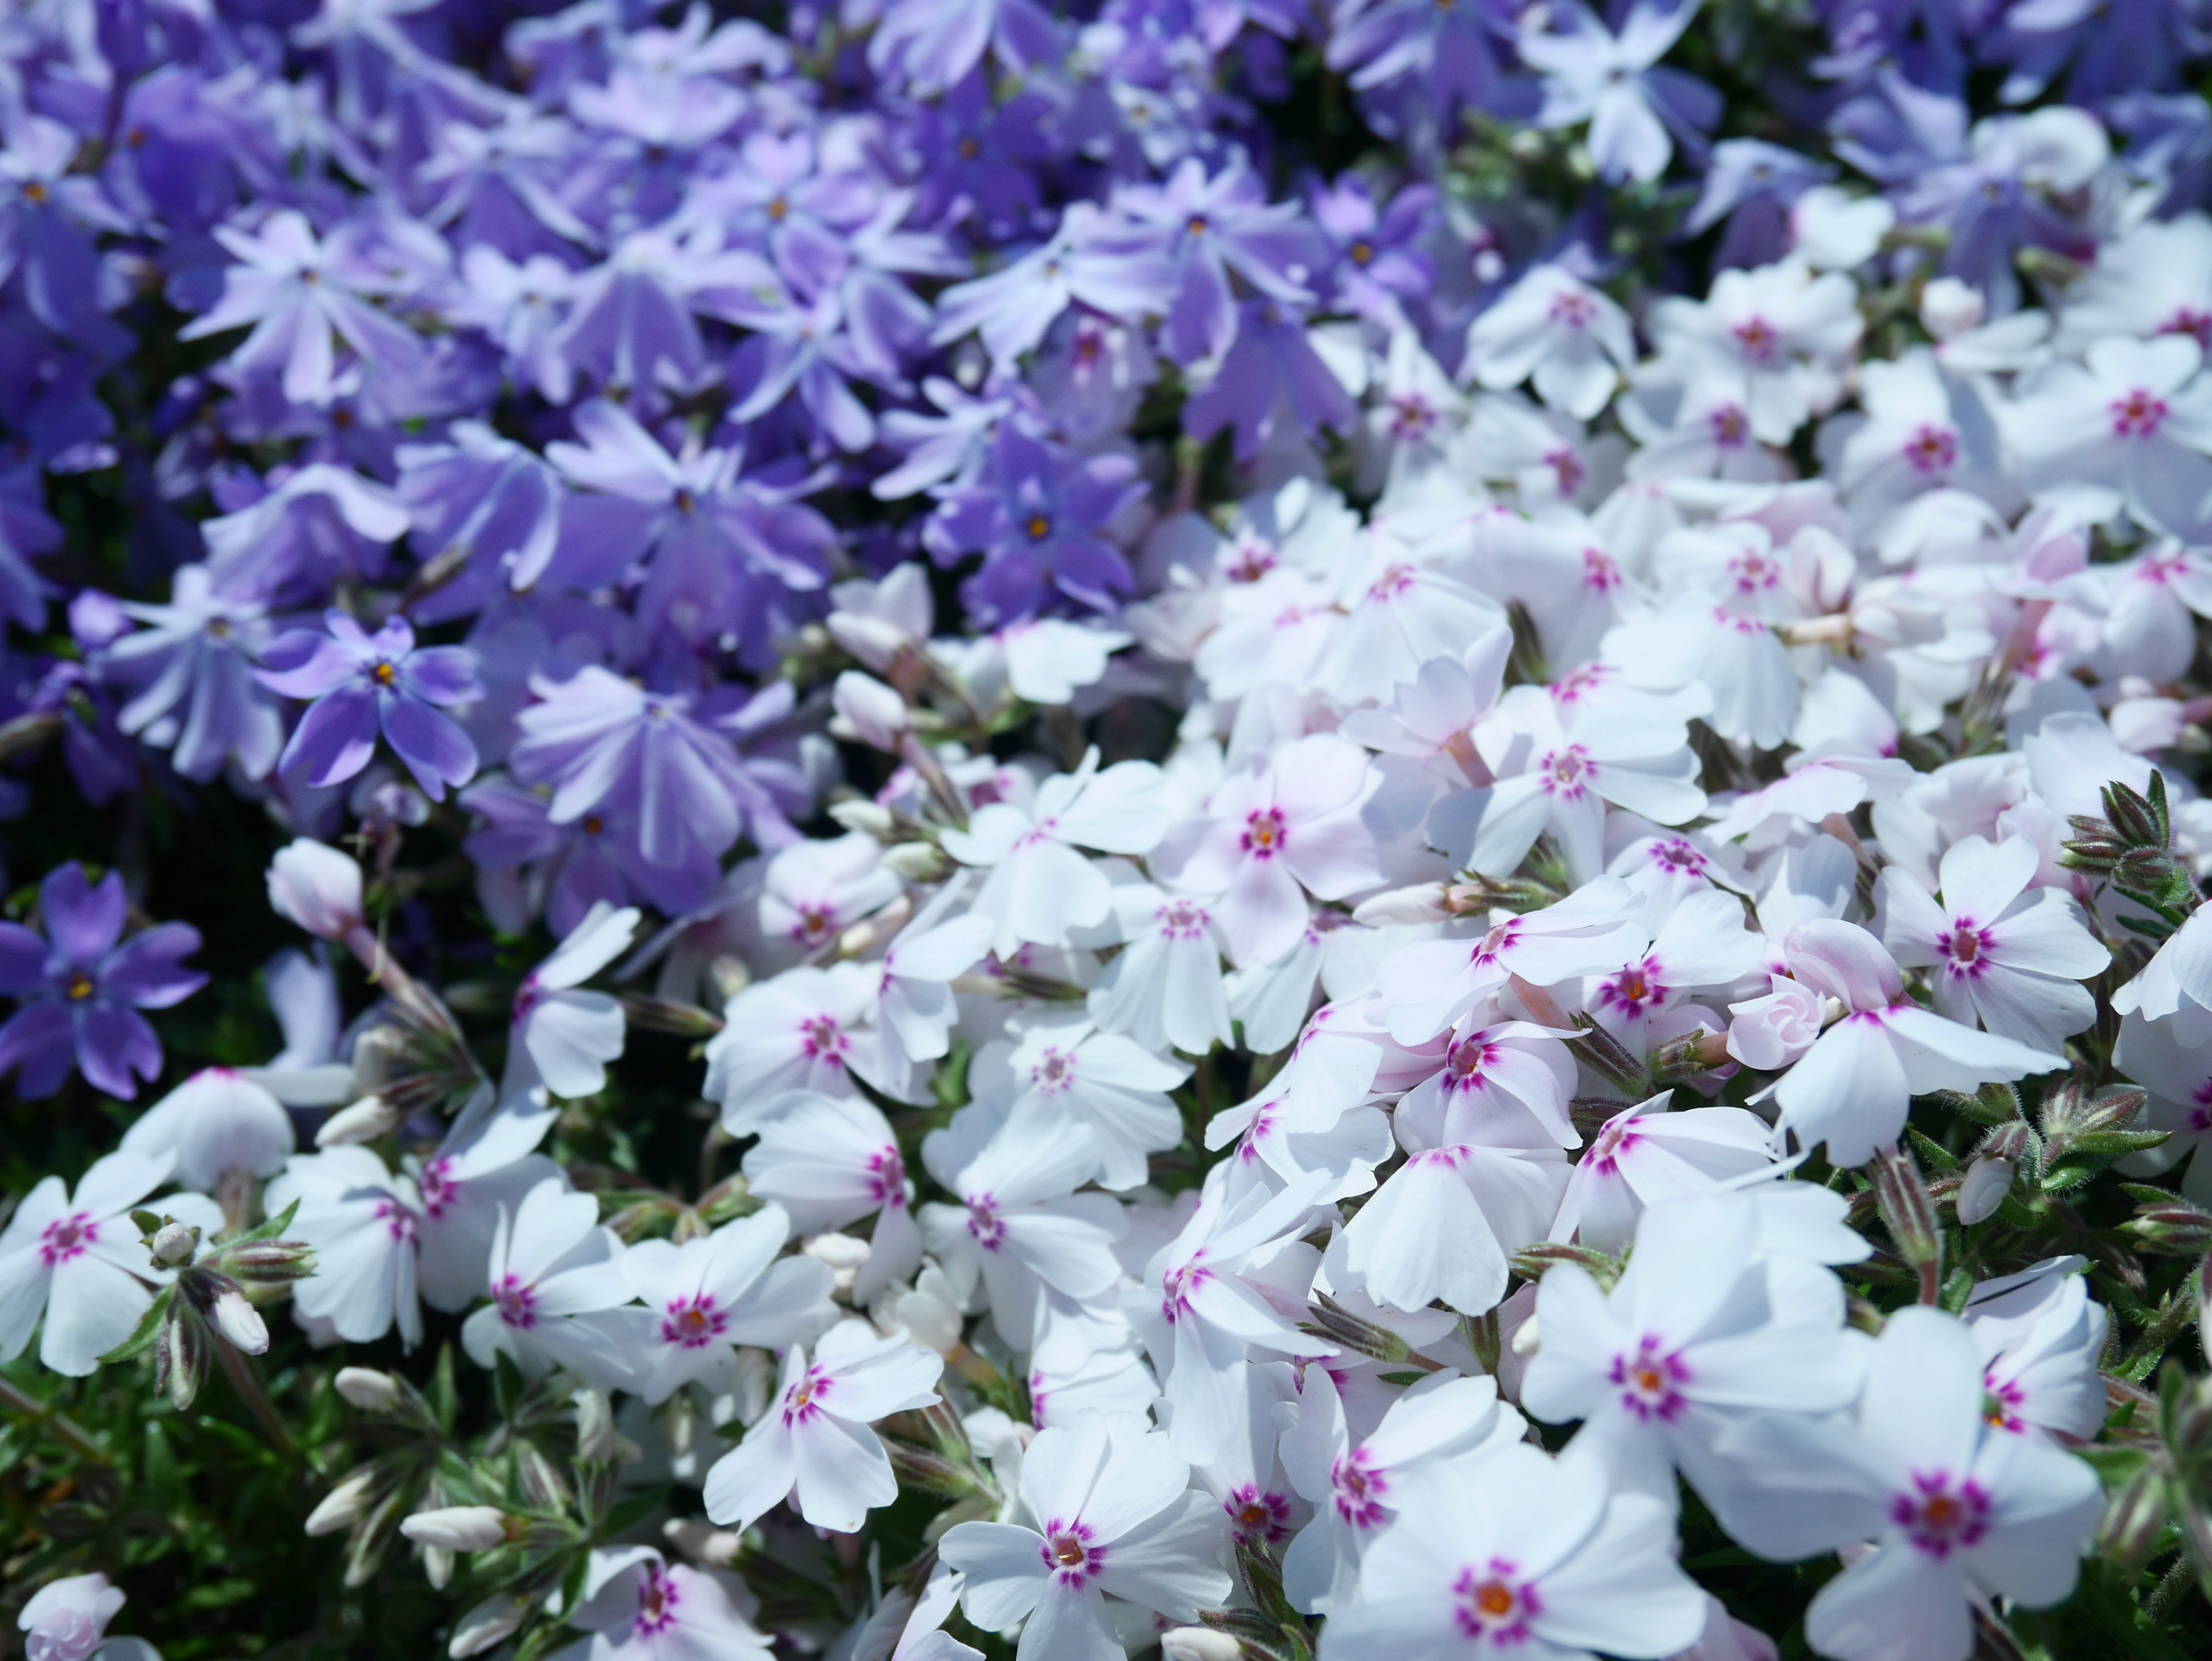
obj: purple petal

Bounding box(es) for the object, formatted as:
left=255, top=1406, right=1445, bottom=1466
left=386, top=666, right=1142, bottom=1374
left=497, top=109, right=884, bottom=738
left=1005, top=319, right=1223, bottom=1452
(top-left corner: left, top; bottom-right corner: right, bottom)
left=400, top=645, right=484, bottom=707
left=101, top=922, right=206, bottom=1009
left=42, top=865, right=126, bottom=968
left=281, top=684, right=381, bottom=787
left=259, top=632, right=364, bottom=699
left=382, top=697, right=479, bottom=800
left=76, top=1002, right=162, bottom=1099
left=0, top=1001, right=77, bottom=1098
left=0, top=922, right=48, bottom=996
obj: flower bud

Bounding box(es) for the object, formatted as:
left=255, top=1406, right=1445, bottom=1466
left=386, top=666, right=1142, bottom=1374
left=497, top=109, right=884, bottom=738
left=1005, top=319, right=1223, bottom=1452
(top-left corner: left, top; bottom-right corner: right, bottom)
left=831, top=670, right=911, bottom=752
left=663, top=1517, right=743, bottom=1568
left=316, top=1095, right=404, bottom=1147
left=305, top=1467, right=380, bottom=1537
left=1350, top=883, right=1449, bottom=927
left=335, top=1367, right=401, bottom=1413
left=150, top=1220, right=199, bottom=1266
left=399, top=1505, right=512, bottom=1553
left=1917, top=277, right=1984, bottom=340
left=447, top=1595, right=529, bottom=1659
left=2097, top=1463, right=2171, bottom=1569
left=827, top=799, right=897, bottom=838
left=1870, top=1142, right=1942, bottom=1301
left=881, top=840, right=951, bottom=882
left=2103, top=777, right=2169, bottom=850
left=575, top=1388, right=619, bottom=1465
left=1161, top=1630, right=1245, bottom=1661
left=221, top=1239, right=318, bottom=1283
left=211, top=1286, right=269, bottom=1354
left=1955, top=1156, right=2013, bottom=1227
left=1725, top=975, right=1826, bottom=1070
left=267, top=838, right=366, bottom=940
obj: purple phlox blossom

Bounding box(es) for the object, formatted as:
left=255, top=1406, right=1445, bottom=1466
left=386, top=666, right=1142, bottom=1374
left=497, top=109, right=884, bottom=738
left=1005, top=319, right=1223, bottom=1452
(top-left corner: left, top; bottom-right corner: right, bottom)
left=678, top=127, right=879, bottom=253
left=1520, top=0, right=1719, bottom=185
left=552, top=224, right=748, bottom=399
left=394, top=422, right=566, bottom=622
left=448, top=246, right=577, bottom=404
left=257, top=611, right=482, bottom=800
left=198, top=463, right=411, bottom=608
left=1309, top=176, right=1436, bottom=325
left=1684, top=141, right=1836, bottom=271
left=698, top=240, right=884, bottom=453
left=868, top=0, right=1063, bottom=94
left=547, top=399, right=838, bottom=664
left=873, top=376, right=1022, bottom=501
left=462, top=774, right=721, bottom=936
left=0, top=112, right=130, bottom=350
left=1184, top=297, right=1362, bottom=463
left=413, top=115, right=599, bottom=261
left=0, top=449, right=60, bottom=632
left=180, top=209, right=426, bottom=406
left=509, top=665, right=802, bottom=876
left=925, top=425, right=1143, bottom=623
left=101, top=563, right=285, bottom=783
left=1325, top=0, right=1525, bottom=124
left=905, top=71, right=1054, bottom=238
left=933, top=201, right=1179, bottom=369
left=1981, top=0, right=2210, bottom=105
left=1115, top=158, right=1330, bottom=365
left=0, top=864, right=204, bottom=1100
left=2105, top=93, right=2212, bottom=217
left=21, top=653, right=138, bottom=807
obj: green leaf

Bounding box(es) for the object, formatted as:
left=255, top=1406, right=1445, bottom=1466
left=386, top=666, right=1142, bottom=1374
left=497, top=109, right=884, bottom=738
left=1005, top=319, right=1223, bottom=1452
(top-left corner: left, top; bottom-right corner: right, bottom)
left=99, top=1284, right=176, bottom=1365
left=599, top=1484, right=671, bottom=1540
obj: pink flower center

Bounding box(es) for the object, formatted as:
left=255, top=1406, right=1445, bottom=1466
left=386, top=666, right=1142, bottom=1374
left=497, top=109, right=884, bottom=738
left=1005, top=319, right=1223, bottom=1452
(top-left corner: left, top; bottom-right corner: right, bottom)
left=41, top=1212, right=96, bottom=1266
left=1030, top=1046, right=1077, bottom=1094
left=866, top=1145, right=907, bottom=1207
left=1609, top=1334, right=1691, bottom=1420
left=793, top=903, right=835, bottom=944
left=1331, top=1449, right=1389, bottom=1528
left=1453, top=1561, right=1540, bottom=1643
left=1157, top=898, right=1210, bottom=941
left=493, top=1273, right=538, bottom=1330
left=1550, top=447, right=1587, bottom=495
left=967, top=1193, right=1006, bottom=1250
left=1732, top=315, right=1779, bottom=362
left=418, top=1157, right=456, bottom=1219
left=1471, top=918, right=1522, bottom=967
left=1586, top=1116, right=1642, bottom=1174
left=2161, top=308, right=2212, bottom=350
left=1243, top=807, right=1289, bottom=858
left=661, top=1294, right=728, bottom=1349
left=1894, top=1473, right=1990, bottom=1557
left=1391, top=395, right=1437, bottom=441
left=634, top=1563, right=680, bottom=1637
left=1983, top=1371, right=2029, bottom=1434
left=1582, top=547, right=1621, bottom=592
left=1548, top=290, right=1596, bottom=328
left=1161, top=1257, right=1210, bottom=1324
left=2111, top=387, right=2169, bottom=438
left=1599, top=956, right=1668, bottom=1017
left=783, top=1365, right=833, bottom=1425
left=1903, top=423, right=1958, bottom=475
left=1709, top=404, right=1751, bottom=449
left=1039, top=1521, right=1105, bottom=1588
left=375, top=1197, right=417, bottom=1243
left=1225, top=1483, right=1293, bottom=1545
left=1940, top=918, right=1994, bottom=979
left=1539, top=745, right=1592, bottom=798
left=1442, top=1035, right=1500, bottom=1094
left=800, top=1013, right=849, bottom=1065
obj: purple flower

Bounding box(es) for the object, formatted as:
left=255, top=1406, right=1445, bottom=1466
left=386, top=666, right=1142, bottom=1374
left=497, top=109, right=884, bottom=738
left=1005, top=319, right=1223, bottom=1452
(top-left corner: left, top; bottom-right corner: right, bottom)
left=925, top=427, right=1143, bottom=623
left=0, top=864, right=204, bottom=1099
left=1115, top=158, right=1329, bottom=365
left=461, top=774, right=718, bottom=936
left=258, top=612, right=483, bottom=800
left=1683, top=140, right=1835, bottom=271
left=1309, top=177, right=1437, bottom=324
left=1325, top=0, right=1525, bottom=123
left=101, top=565, right=283, bottom=784
left=1183, top=298, right=1361, bottom=461
left=868, top=0, right=1063, bottom=94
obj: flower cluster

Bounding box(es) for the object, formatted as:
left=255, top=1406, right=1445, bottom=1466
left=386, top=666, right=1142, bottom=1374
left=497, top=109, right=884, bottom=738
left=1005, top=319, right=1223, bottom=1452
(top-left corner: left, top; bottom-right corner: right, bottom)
left=7, top=1, right=2212, bottom=1660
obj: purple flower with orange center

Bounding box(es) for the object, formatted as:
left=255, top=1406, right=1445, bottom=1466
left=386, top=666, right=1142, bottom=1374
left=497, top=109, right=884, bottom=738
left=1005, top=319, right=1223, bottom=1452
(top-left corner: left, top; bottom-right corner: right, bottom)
left=257, top=611, right=482, bottom=800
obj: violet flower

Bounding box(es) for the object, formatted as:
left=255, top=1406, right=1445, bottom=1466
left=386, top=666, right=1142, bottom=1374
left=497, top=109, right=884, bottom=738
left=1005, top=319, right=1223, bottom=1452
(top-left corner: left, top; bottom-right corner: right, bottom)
left=257, top=612, right=483, bottom=800
left=0, top=864, right=204, bottom=1099
left=925, top=426, right=1143, bottom=623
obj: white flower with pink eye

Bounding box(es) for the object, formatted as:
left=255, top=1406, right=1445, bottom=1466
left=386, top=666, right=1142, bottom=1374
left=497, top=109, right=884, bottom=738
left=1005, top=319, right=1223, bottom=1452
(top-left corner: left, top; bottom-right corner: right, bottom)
left=701, top=1319, right=943, bottom=1534
left=1646, top=258, right=1863, bottom=440
left=1521, top=1195, right=1867, bottom=1507
left=621, top=1204, right=836, bottom=1404
left=460, top=1176, right=642, bottom=1390
left=0, top=1149, right=215, bottom=1378
left=554, top=1546, right=772, bottom=1660
left=918, top=1107, right=1128, bottom=1346
left=1336, top=629, right=1513, bottom=789
left=266, top=1145, right=427, bottom=1347
left=1450, top=682, right=1706, bottom=887
left=1878, top=835, right=2108, bottom=1048
left=940, top=1413, right=1233, bottom=1661
left=508, top=902, right=639, bottom=1099
left=1768, top=920, right=2066, bottom=1168
left=1392, top=1020, right=1580, bottom=1153
left=1581, top=887, right=1766, bottom=1059
left=2010, top=334, right=2212, bottom=538
left=1548, top=1092, right=1778, bottom=1254
left=743, top=1091, right=925, bottom=1300
left=2113, top=1009, right=2212, bottom=1201
left=758, top=831, right=903, bottom=960
left=1464, top=264, right=1637, bottom=421
left=940, top=747, right=1168, bottom=960
left=986, top=1015, right=1190, bottom=1191
left=1090, top=883, right=1235, bottom=1058
left=1152, top=732, right=1387, bottom=967
left=1318, top=1439, right=1707, bottom=1661
left=403, top=1102, right=562, bottom=1314
left=1962, top=1257, right=2108, bottom=1443
left=1707, top=1308, right=2101, bottom=1661
left=16, top=1572, right=129, bottom=1661
left=704, top=962, right=890, bottom=1132
left=1317, top=546, right=1508, bottom=709
left=1278, top=1369, right=1524, bottom=1615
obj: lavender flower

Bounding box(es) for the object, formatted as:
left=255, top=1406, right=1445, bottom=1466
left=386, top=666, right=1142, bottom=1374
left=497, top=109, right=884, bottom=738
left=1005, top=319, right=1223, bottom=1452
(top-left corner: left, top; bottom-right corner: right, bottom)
left=257, top=612, right=483, bottom=800
left=925, top=427, right=1143, bottom=622
left=0, top=865, right=204, bottom=1099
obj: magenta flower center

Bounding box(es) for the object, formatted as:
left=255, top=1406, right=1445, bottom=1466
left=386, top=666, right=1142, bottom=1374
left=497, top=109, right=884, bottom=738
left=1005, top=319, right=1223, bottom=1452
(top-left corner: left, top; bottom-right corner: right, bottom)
left=41, top=1211, right=96, bottom=1265
left=1895, top=1472, right=1991, bottom=1557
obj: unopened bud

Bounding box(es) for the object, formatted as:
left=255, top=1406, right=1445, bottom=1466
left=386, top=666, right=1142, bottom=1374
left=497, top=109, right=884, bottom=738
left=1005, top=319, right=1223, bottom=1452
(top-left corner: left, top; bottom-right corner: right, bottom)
left=211, top=1286, right=268, bottom=1354
left=150, top=1220, right=199, bottom=1266
left=2104, top=778, right=2168, bottom=849
left=575, top=1388, right=619, bottom=1464
left=447, top=1595, right=529, bottom=1659
left=664, top=1516, right=743, bottom=1567
left=222, top=1239, right=319, bottom=1283
left=1350, top=884, right=1449, bottom=927
left=804, top=1231, right=870, bottom=1296
left=881, top=841, right=951, bottom=881
left=1955, top=1156, right=2014, bottom=1227
left=306, top=1467, right=380, bottom=1537
left=831, top=670, right=911, bottom=751
left=400, top=1505, right=512, bottom=1553
left=317, top=1094, right=404, bottom=1147
left=1161, top=1630, right=1245, bottom=1661
left=1870, top=1142, right=1942, bottom=1301
left=828, top=799, right=897, bottom=838
left=336, top=1367, right=401, bottom=1413
left=2098, top=1463, right=2171, bottom=1569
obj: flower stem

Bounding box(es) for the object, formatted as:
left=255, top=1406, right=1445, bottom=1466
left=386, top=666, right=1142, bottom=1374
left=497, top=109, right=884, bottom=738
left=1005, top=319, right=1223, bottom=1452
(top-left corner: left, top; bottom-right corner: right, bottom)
left=0, top=1374, right=109, bottom=1464
left=215, top=1341, right=300, bottom=1462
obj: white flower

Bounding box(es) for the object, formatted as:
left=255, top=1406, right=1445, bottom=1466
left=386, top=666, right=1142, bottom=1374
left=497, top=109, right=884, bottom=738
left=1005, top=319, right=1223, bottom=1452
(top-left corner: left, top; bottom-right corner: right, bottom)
left=1279, top=1369, right=1524, bottom=1614
left=742, top=1092, right=924, bottom=1300
left=461, top=1177, right=642, bottom=1389
left=1520, top=0, right=1707, bottom=185
left=121, top=1068, right=296, bottom=1191
left=1963, top=1257, right=2108, bottom=1442
left=554, top=1548, right=772, bottom=1660
left=1152, top=733, right=1386, bottom=966
left=1465, top=266, right=1637, bottom=420
left=1769, top=920, right=2067, bottom=1167
left=939, top=1413, right=1233, bottom=1661
left=1877, top=835, right=2108, bottom=1046
left=1521, top=1196, right=1866, bottom=1504
left=1548, top=1094, right=1780, bottom=1254
left=940, top=748, right=1168, bottom=959
left=701, top=1319, right=943, bottom=1534
left=759, top=832, right=904, bottom=958
left=404, top=1105, right=563, bottom=1313
left=872, top=902, right=995, bottom=1098
left=0, top=1151, right=207, bottom=1377
left=705, top=963, right=892, bottom=1129
left=1089, top=884, right=1235, bottom=1058
left=267, top=838, right=366, bottom=941
left=17, top=1572, right=127, bottom=1661
left=2009, top=335, right=2212, bottom=538
left=1709, top=1307, right=2101, bottom=1661
left=1317, top=1439, right=1707, bottom=1661
left=510, top=902, right=638, bottom=1099
left=981, top=1016, right=1190, bottom=1191
left=267, top=1145, right=426, bottom=1346
left=831, top=669, right=911, bottom=751
left=621, top=1205, right=836, bottom=1404
left=1646, top=259, right=1862, bottom=440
